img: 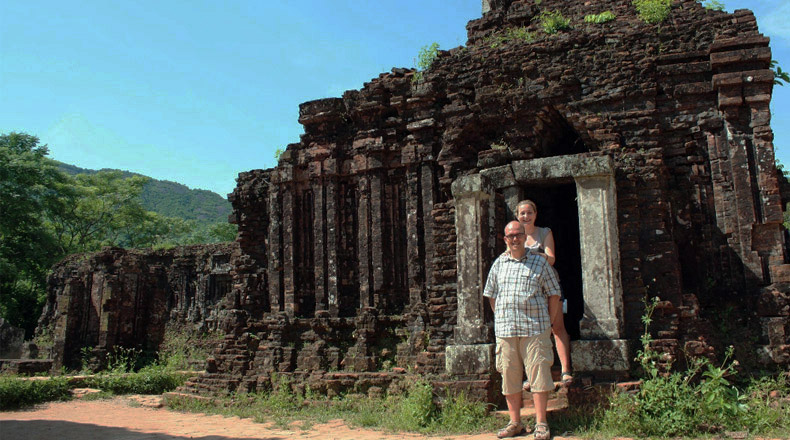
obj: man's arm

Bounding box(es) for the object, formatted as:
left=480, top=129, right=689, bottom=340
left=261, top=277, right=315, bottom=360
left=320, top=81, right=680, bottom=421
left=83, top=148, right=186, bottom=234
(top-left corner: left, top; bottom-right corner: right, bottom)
left=488, top=296, right=496, bottom=312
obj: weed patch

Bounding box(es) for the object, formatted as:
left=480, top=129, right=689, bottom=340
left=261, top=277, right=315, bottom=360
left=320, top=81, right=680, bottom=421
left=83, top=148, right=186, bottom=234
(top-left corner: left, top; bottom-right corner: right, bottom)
left=0, top=375, right=71, bottom=410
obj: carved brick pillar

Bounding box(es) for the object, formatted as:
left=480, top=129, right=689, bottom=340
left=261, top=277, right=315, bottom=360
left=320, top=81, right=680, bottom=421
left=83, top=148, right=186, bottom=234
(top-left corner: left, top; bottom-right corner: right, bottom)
left=280, top=165, right=296, bottom=317
left=52, top=276, right=82, bottom=371
left=445, top=174, right=495, bottom=376
left=324, top=158, right=340, bottom=316
left=710, top=34, right=788, bottom=283
left=369, top=169, right=385, bottom=308
left=357, top=173, right=372, bottom=309
left=421, top=162, right=437, bottom=291
left=267, top=178, right=283, bottom=312
left=311, top=172, right=327, bottom=313
left=405, top=163, right=424, bottom=305
left=98, top=275, right=121, bottom=349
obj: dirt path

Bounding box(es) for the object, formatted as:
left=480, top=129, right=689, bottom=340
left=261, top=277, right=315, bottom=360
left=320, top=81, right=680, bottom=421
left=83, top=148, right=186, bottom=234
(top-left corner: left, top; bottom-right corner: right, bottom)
left=0, top=397, right=581, bottom=440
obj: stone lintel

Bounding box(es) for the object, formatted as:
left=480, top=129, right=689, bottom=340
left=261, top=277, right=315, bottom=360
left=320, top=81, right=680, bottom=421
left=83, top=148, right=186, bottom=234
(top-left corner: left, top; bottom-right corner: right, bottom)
left=445, top=343, right=495, bottom=375
left=571, top=339, right=632, bottom=373
left=476, top=155, right=614, bottom=188
left=510, top=155, right=613, bottom=182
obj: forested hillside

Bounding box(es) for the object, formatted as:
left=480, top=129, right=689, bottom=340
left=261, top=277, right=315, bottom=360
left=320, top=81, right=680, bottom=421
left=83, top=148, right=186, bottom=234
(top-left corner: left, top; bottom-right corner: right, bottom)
left=57, top=163, right=232, bottom=225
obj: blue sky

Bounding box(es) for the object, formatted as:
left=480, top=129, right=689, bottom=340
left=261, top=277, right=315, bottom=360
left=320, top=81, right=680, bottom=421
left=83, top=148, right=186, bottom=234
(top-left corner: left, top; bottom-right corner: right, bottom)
left=1, top=1, right=789, bottom=198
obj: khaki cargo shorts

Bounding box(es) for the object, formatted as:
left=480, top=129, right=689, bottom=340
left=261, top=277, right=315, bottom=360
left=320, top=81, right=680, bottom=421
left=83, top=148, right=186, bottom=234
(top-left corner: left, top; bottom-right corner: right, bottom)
left=495, top=330, right=554, bottom=395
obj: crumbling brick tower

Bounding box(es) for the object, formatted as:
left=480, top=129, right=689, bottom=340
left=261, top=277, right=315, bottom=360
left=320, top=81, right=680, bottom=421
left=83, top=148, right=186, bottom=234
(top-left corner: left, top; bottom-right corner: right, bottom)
left=44, top=0, right=788, bottom=400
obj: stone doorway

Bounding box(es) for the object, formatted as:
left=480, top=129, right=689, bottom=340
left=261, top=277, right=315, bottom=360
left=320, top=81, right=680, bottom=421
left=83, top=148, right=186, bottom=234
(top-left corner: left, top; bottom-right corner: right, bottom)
left=446, top=154, right=630, bottom=380
left=518, top=182, right=583, bottom=340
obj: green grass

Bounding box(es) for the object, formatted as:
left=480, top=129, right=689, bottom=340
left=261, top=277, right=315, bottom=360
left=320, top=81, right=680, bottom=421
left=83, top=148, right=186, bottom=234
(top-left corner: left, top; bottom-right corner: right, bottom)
left=167, top=379, right=505, bottom=435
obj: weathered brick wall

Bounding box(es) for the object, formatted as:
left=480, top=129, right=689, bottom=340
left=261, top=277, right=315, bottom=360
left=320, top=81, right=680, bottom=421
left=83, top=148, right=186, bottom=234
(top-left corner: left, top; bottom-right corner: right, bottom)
left=40, top=244, right=236, bottom=370
left=181, top=0, right=786, bottom=397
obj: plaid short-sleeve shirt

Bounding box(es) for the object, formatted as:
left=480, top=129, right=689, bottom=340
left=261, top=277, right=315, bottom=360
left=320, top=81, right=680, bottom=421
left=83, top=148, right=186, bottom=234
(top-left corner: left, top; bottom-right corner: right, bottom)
left=483, top=252, right=562, bottom=338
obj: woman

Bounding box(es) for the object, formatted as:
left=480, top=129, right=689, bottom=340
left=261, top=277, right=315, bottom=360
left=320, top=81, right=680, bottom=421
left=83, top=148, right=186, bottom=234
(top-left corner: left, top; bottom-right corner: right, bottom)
left=515, top=199, right=573, bottom=388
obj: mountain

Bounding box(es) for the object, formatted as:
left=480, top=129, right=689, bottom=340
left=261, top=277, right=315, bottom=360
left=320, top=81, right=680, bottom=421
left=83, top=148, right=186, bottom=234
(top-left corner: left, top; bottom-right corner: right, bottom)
left=56, top=162, right=232, bottom=225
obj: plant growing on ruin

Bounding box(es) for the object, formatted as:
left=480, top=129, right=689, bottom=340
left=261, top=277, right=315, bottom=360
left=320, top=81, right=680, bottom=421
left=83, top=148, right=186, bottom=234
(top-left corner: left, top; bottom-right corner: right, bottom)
left=485, top=26, right=536, bottom=48
left=633, top=0, right=672, bottom=24
left=584, top=11, right=616, bottom=24
left=772, top=60, right=790, bottom=86
left=697, top=0, right=725, bottom=11
left=412, top=42, right=440, bottom=84
left=539, top=10, right=571, bottom=34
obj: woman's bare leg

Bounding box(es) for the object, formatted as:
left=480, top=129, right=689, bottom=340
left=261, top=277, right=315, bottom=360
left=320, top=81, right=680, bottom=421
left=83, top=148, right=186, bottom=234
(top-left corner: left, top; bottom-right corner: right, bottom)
left=551, top=312, right=572, bottom=378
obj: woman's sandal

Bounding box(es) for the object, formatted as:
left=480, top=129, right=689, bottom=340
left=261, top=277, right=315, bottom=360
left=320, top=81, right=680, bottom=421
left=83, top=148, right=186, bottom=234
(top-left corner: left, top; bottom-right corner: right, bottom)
left=534, top=422, right=551, bottom=440
left=560, top=371, right=573, bottom=386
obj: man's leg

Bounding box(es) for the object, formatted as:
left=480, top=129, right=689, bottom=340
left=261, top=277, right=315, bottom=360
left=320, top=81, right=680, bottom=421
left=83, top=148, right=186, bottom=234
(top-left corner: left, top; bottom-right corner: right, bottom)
left=532, top=390, right=548, bottom=424
left=524, top=329, right=554, bottom=438
left=497, top=337, right=526, bottom=438
left=505, top=392, right=522, bottom=423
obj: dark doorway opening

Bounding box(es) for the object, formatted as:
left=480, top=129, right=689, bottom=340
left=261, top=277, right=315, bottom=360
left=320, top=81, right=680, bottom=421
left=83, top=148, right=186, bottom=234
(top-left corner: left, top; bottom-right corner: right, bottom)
left=521, top=182, right=582, bottom=340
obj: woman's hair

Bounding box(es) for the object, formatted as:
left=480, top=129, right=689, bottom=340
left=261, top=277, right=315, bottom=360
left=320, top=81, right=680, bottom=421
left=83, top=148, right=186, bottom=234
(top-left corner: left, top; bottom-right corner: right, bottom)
left=515, top=199, right=537, bottom=217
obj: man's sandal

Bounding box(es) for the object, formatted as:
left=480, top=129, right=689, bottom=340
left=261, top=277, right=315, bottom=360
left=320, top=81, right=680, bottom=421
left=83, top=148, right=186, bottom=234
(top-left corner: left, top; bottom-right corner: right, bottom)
left=560, top=371, right=574, bottom=386
left=533, top=422, right=551, bottom=440
left=497, top=421, right=526, bottom=438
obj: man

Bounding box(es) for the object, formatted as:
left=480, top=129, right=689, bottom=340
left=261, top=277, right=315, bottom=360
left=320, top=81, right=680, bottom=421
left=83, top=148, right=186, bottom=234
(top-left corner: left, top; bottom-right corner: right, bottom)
left=484, top=221, right=561, bottom=439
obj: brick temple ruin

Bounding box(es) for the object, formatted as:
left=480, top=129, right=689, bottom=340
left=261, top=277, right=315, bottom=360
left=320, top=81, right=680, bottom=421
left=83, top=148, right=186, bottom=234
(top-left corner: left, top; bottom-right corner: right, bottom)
left=34, top=0, right=789, bottom=401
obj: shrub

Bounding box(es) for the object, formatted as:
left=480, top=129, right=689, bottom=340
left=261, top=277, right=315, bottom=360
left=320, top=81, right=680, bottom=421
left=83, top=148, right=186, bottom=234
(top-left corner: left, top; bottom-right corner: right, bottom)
left=539, top=10, right=571, bottom=34
left=0, top=375, right=71, bottom=410
left=84, top=364, right=189, bottom=395
left=584, top=11, right=616, bottom=24
left=633, top=0, right=672, bottom=24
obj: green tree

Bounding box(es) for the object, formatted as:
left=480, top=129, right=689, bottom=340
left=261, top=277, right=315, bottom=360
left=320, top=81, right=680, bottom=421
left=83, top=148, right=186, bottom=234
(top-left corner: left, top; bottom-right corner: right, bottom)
left=0, top=133, right=64, bottom=335
left=45, top=171, right=153, bottom=253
